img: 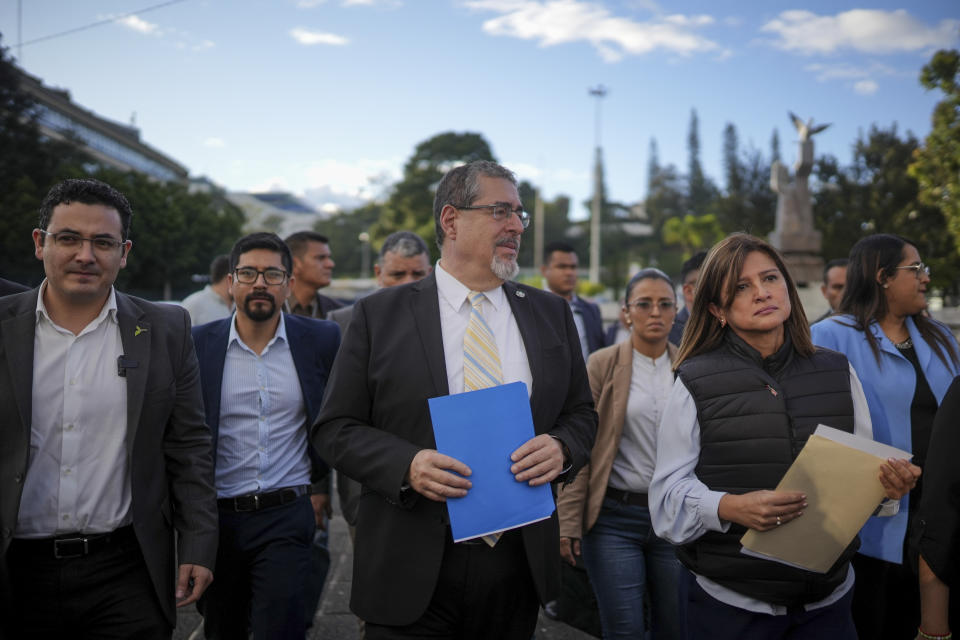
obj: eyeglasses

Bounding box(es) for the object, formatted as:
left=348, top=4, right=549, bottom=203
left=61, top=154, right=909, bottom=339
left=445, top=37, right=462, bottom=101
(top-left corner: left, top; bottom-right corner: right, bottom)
left=456, top=204, right=530, bottom=228
left=626, top=300, right=676, bottom=313
left=895, top=262, right=930, bottom=279
left=234, top=267, right=288, bottom=285
left=38, top=229, right=124, bottom=252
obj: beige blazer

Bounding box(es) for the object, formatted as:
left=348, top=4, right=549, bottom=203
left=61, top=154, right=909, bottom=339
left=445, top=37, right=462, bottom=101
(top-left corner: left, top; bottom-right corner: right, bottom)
left=557, top=339, right=677, bottom=540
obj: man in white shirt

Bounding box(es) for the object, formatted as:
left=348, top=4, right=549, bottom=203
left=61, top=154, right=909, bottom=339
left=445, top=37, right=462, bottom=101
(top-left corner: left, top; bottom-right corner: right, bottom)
left=0, top=178, right=218, bottom=639
left=312, top=160, right=597, bottom=639
left=192, top=232, right=340, bottom=639
left=181, top=254, right=233, bottom=325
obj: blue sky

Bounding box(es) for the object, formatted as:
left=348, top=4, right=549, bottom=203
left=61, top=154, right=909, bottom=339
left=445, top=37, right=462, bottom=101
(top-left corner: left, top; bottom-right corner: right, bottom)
left=3, top=0, right=958, bottom=219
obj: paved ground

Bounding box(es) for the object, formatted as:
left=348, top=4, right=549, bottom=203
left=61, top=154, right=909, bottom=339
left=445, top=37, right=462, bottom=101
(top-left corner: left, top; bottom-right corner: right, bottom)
left=174, top=510, right=596, bottom=639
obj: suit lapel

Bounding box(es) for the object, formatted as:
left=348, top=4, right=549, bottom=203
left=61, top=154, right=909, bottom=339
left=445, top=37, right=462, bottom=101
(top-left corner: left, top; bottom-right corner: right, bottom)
left=1, top=291, right=40, bottom=442
left=504, top=282, right=542, bottom=406
left=285, top=315, right=313, bottom=419
left=117, top=293, right=151, bottom=456
left=608, top=341, right=632, bottom=443
left=411, top=273, right=449, bottom=397
left=204, top=320, right=231, bottom=436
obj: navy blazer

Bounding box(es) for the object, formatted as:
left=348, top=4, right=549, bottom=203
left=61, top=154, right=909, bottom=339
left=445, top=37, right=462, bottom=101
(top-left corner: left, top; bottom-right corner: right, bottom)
left=572, top=296, right=605, bottom=354
left=192, top=313, right=340, bottom=484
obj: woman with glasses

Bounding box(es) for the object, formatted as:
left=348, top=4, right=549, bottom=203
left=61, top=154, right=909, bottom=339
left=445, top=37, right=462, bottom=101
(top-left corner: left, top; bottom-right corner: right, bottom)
left=811, top=234, right=960, bottom=640
left=650, top=233, right=918, bottom=639
left=557, top=268, right=686, bottom=639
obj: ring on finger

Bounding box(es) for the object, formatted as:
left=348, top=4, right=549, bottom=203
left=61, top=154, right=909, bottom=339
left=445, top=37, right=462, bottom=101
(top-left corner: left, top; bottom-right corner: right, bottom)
left=776, top=516, right=782, bottom=526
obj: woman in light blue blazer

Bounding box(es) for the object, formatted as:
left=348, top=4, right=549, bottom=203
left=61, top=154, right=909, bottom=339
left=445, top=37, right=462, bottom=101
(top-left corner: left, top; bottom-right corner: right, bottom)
left=811, top=234, right=960, bottom=640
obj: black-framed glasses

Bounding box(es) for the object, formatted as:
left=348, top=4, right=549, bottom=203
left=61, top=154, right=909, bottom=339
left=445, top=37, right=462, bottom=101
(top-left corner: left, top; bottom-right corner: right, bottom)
left=626, top=300, right=676, bottom=313
left=38, top=229, right=124, bottom=252
left=456, top=204, right=530, bottom=228
left=895, top=262, right=930, bottom=279
left=234, top=267, right=288, bottom=285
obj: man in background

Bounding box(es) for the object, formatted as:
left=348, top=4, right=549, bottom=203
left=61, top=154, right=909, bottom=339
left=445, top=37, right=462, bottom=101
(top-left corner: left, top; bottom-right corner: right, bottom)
left=541, top=241, right=604, bottom=359
left=180, top=254, right=233, bottom=325
left=284, top=231, right=342, bottom=319
left=815, top=258, right=848, bottom=323
left=668, top=250, right=706, bottom=346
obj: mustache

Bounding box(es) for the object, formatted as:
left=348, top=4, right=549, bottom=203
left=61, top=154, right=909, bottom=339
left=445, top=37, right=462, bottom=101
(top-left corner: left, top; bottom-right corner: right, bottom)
left=496, top=235, right=520, bottom=249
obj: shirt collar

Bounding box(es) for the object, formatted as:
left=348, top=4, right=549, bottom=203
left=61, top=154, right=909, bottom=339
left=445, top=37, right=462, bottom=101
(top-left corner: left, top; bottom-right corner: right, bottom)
left=435, top=261, right=505, bottom=313
left=35, top=280, right=119, bottom=332
left=227, top=311, right=288, bottom=353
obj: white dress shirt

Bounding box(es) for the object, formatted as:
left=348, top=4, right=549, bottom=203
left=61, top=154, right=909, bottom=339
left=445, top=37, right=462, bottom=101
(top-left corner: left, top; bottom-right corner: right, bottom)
left=649, top=364, right=896, bottom=615
left=435, top=262, right=532, bottom=396
left=17, top=284, right=130, bottom=537
left=216, top=314, right=312, bottom=498
left=608, top=348, right=674, bottom=493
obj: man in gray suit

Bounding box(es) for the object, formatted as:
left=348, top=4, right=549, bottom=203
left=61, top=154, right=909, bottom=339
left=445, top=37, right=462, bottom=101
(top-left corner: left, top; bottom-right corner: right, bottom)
left=0, top=179, right=218, bottom=639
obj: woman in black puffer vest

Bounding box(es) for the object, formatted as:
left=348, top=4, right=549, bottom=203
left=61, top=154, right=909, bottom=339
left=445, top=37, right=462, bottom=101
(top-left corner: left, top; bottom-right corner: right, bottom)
left=648, top=233, right=920, bottom=640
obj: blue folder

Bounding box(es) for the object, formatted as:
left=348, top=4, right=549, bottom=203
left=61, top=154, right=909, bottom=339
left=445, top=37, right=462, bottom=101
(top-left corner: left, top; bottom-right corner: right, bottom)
left=428, top=381, right=556, bottom=542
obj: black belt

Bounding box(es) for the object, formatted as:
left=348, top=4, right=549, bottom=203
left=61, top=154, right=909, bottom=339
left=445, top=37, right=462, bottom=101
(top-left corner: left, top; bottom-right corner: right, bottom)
left=605, top=486, right=648, bottom=507
left=218, top=484, right=310, bottom=512
left=11, top=525, right=135, bottom=559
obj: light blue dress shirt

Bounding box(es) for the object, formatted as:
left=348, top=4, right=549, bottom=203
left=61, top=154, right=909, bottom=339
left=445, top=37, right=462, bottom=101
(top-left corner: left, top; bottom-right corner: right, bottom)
left=216, top=314, right=312, bottom=499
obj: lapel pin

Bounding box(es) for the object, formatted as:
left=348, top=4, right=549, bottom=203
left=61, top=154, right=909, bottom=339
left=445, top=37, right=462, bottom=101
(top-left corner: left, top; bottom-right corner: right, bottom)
left=135, top=325, right=147, bottom=337
left=515, top=290, right=526, bottom=298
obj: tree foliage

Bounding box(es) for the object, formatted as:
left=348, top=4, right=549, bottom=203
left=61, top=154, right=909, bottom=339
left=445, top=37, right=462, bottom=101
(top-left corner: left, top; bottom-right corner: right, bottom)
left=372, top=131, right=495, bottom=258
left=910, top=49, right=960, bottom=257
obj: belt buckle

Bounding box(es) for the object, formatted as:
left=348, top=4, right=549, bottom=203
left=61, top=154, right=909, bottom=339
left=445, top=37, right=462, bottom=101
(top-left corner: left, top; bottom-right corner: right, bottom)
left=254, top=494, right=260, bottom=510
left=53, top=536, right=88, bottom=559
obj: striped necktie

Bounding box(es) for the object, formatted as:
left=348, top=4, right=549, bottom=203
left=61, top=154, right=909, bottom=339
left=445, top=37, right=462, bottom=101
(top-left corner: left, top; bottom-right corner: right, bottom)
left=463, top=291, right=503, bottom=546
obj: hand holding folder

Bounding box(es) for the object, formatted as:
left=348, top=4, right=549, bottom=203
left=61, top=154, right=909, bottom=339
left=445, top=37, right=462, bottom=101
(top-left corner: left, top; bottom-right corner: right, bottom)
left=740, top=425, right=912, bottom=573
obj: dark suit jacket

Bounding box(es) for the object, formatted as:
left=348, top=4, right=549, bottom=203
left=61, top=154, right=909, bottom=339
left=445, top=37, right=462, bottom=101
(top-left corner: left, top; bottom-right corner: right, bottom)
left=311, top=272, right=597, bottom=626
left=571, top=296, right=605, bottom=354
left=0, top=279, right=28, bottom=297
left=192, top=313, right=340, bottom=488
left=0, top=289, right=218, bottom=626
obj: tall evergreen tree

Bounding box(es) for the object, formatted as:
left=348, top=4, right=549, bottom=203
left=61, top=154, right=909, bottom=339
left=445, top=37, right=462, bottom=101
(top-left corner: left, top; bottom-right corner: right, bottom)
left=647, top=137, right=660, bottom=196
left=722, top=123, right=742, bottom=195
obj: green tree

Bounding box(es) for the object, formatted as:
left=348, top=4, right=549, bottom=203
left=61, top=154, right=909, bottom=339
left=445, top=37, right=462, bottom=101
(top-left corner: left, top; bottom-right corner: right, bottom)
left=314, top=201, right=384, bottom=277
left=662, top=213, right=724, bottom=258
left=0, top=36, right=90, bottom=284
left=94, top=169, right=245, bottom=300
left=686, top=109, right=718, bottom=214
left=909, top=49, right=960, bottom=256
left=372, top=131, right=495, bottom=257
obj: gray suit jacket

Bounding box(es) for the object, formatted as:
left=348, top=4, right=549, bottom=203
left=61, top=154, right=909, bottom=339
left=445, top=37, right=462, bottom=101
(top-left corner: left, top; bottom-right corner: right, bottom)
left=0, top=288, right=218, bottom=627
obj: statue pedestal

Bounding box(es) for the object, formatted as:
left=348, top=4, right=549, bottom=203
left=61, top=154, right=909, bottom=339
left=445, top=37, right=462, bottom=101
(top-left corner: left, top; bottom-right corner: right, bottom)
left=769, top=229, right=822, bottom=253
left=779, top=251, right=824, bottom=287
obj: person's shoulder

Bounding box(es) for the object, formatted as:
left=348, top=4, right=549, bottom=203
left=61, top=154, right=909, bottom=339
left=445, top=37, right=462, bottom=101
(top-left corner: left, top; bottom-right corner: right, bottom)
left=810, top=313, right=858, bottom=337
left=510, top=282, right=562, bottom=307
left=120, top=292, right=188, bottom=323
left=327, top=304, right=353, bottom=322
left=284, top=312, right=340, bottom=340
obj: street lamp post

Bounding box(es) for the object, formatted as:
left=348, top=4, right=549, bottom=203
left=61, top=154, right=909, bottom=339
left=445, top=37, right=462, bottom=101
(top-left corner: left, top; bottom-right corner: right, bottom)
left=358, top=231, right=371, bottom=279
left=588, top=85, right=607, bottom=285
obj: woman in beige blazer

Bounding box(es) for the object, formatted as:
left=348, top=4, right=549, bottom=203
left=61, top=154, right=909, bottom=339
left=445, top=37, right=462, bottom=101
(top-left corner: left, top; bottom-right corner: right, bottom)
left=558, top=268, right=685, bottom=639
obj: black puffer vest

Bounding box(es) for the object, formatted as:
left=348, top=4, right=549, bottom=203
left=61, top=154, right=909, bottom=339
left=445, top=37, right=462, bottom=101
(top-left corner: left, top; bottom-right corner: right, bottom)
left=675, top=331, right=857, bottom=606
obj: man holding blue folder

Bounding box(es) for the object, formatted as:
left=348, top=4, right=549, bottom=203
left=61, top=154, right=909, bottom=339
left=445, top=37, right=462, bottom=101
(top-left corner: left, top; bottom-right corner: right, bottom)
left=312, top=160, right=597, bottom=639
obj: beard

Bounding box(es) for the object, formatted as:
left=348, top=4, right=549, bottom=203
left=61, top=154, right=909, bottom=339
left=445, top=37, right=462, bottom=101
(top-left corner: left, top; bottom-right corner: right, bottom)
left=242, top=294, right=277, bottom=321
left=490, top=254, right=519, bottom=281
left=490, top=235, right=520, bottom=281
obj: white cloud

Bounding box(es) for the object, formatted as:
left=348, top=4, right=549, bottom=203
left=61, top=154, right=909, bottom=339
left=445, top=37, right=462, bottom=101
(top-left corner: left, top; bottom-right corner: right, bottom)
left=203, top=137, right=226, bottom=148
left=853, top=79, right=879, bottom=95
left=249, top=176, right=292, bottom=193
left=297, top=0, right=400, bottom=7
left=301, top=158, right=403, bottom=210
left=464, top=0, right=719, bottom=62
left=296, top=0, right=328, bottom=6
left=117, top=15, right=159, bottom=35
left=761, top=9, right=959, bottom=55
left=194, top=40, right=215, bottom=51
left=290, top=27, right=350, bottom=46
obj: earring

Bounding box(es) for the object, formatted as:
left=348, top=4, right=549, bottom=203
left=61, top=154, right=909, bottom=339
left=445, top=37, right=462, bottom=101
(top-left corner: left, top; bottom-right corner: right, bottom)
left=882, top=283, right=889, bottom=289
left=720, top=317, right=726, bottom=328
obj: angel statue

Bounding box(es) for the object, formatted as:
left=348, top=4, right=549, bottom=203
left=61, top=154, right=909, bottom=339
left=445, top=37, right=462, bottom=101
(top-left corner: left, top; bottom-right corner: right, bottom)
left=770, top=112, right=830, bottom=247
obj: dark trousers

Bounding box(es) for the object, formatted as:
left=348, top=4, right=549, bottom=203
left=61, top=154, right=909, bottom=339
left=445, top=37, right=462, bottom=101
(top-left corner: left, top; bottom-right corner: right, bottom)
left=851, top=552, right=919, bottom=640
left=365, top=529, right=540, bottom=640
left=4, top=528, right=170, bottom=640
left=200, top=495, right=315, bottom=640
left=685, top=571, right=857, bottom=640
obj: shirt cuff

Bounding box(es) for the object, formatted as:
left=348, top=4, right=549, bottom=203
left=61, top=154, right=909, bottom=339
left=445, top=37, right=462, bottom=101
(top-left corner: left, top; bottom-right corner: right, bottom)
left=875, top=498, right=900, bottom=517
left=700, top=490, right=731, bottom=532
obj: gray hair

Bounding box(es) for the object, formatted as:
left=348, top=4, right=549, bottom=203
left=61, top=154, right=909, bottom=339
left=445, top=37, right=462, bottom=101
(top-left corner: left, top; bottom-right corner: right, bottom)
left=379, top=231, right=429, bottom=260
left=432, top=160, right=517, bottom=249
